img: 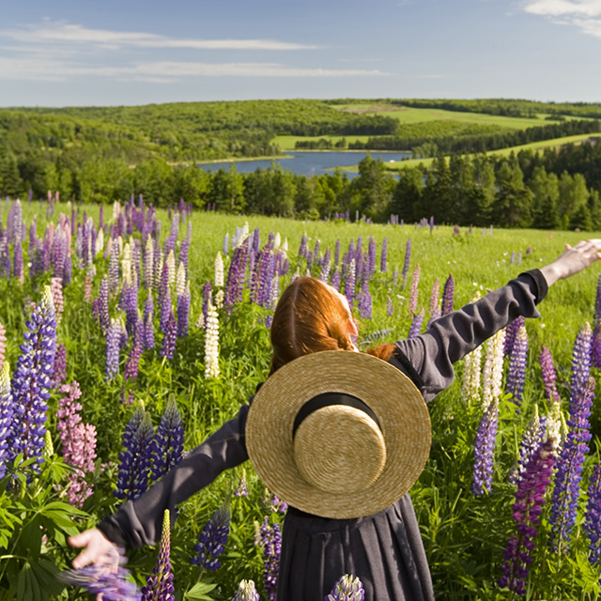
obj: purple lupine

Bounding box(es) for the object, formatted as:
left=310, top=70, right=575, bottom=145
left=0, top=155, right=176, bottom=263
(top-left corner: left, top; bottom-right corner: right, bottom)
left=160, top=288, right=172, bottom=333
left=505, top=316, right=526, bottom=358
left=260, top=517, right=281, bottom=601
left=344, top=259, right=356, bottom=308
left=409, top=264, right=420, bottom=315
left=298, top=233, right=308, bottom=259
left=540, top=346, right=560, bottom=405
left=13, top=240, right=23, bottom=282
left=150, top=394, right=184, bottom=482
left=585, top=463, right=601, bottom=565
left=63, top=255, right=72, bottom=286
left=52, top=342, right=67, bottom=388
left=97, top=276, right=110, bottom=333
left=506, top=326, right=528, bottom=407
left=334, top=239, right=341, bottom=266
left=60, top=552, right=141, bottom=601
left=0, top=234, right=10, bottom=278
left=472, top=398, right=499, bottom=496
left=498, top=437, right=556, bottom=596
left=271, top=495, right=288, bottom=514
left=7, top=286, right=57, bottom=465
left=408, top=309, right=424, bottom=339
left=593, top=275, right=601, bottom=367
left=509, top=408, right=546, bottom=486
left=367, top=236, right=376, bottom=277
left=123, top=282, right=139, bottom=338
left=234, top=470, right=248, bottom=497
left=106, top=318, right=122, bottom=382
left=108, top=241, right=120, bottom=294
left=441, top=274, right=454, bottom=315
left=380, top=237, right=388, bottom=273
left=319, top=248, right=332, bottom=283
left=549, top=324, right=594, bottom=550
left=0, top=362, right=13, bottom=479
left=141, top=510, right=174, bottom=601
left=401, top=239, right=411, bottom=285
left=357, top=282, right=372, bottom=320
left=160, top=309, right=177, bottom=360
left=56, top=381, right=97, bottom=508
left=191, top=501, right=230, bottom=573
left=144, top=295, right=155, bottom=349
left=330, top=267, right=340, bottom=292
left=177, top=283, right=191, bottom=339
left=386, top=296, right=394, bottom=316
left=0, top=321, right=5, bottom=372
left=115, top=410, right=154, bottom=502
left=125, top=317, right=144, bottom=381
left=326, top=575, right=365, bottom=601
left=224, top=239, right=249, bottom=308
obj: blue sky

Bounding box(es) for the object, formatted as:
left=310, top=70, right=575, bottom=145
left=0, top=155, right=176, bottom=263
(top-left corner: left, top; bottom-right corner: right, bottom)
left=1, top=0, right=601, bottom=107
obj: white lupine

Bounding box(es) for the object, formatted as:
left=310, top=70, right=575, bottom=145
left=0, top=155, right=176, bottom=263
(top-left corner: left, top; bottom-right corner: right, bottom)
left=204, top=303, right=220, bottom=379
left=215, top=252, right=224, bottom=287
left=292, top=267, right=300, bottom=282
left=144, top=236, right=154, bottom=290
left=274, top=232, right=281, bottom=250
left=95, top=228, right=104, bottom=256
left=482, top=328, right=506, bottom=410
left=117, top=235, right=124, bottom=256
left=269, top=275, right=279, bottom=309
left=215, top=288, right=224, bottom=309
left=121, top=242, right=132, bottom=285
left=155, top=253, right=164, bottom=288
left=112, top=200, right=121, bottom=221
left=176, top=262, right=187, bottom=297
left=166, top=250, right=176, bottom=287
left=461, top=345, right=482, bottom=405
left=282, top=238, right=288, bottom=253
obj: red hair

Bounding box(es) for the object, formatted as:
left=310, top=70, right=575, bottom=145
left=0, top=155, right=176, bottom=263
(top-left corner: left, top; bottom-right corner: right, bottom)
left=269, top=277, right=395, bottom=374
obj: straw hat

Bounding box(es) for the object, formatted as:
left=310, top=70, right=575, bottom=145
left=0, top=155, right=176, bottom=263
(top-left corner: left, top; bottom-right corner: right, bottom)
left=246, top=351, right=431, bottom=519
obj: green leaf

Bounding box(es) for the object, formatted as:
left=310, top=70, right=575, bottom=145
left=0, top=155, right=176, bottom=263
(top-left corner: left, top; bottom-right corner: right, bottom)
left=185, top=582, right=218, bottom=600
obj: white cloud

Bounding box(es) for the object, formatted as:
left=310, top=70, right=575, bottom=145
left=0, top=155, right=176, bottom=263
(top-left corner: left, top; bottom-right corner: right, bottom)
left=522, top=0, right=601, bottom=39
left=0, top=20, right=317, bottom=51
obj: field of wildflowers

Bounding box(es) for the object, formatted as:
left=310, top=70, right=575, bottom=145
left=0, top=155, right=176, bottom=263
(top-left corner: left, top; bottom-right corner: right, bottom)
left=0, top=194, right=601, bottom=600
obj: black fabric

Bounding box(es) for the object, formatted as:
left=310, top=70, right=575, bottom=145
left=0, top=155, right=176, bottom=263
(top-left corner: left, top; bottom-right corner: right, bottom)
left=97, top=271, right=549, bottom=600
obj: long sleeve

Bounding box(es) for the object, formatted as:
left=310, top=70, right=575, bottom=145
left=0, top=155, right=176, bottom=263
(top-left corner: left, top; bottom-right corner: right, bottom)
left=97, top=403, right=251, bottom=548
left=391, top=269, right=548, bottom=403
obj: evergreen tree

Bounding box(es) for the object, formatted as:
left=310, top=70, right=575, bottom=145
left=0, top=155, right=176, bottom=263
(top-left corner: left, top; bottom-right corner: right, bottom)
left=492, top=157, right=533, bottom=228
left=391, top=167, right=424, bottom=223
left=0, top=152, right=24, bottom=198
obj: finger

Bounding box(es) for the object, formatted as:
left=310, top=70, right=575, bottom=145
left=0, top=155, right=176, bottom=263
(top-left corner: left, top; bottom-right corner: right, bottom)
left=69, top=530, right=94, bottom=548
left=72, top=548, right=96, bottom=569
left=565, top=243, right=573, bottom=250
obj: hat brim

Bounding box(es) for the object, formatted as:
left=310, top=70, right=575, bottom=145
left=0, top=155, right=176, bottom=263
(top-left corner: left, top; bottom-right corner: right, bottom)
left=246, top=351, right=431, bottom=519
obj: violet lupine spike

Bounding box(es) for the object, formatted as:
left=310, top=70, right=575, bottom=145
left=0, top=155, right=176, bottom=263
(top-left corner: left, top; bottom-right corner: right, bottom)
left=539, top=346, right=560, bottom=405
left=150, top=394, right=184, bottom=482
left=260, top=517, right=281, bottom=601
left=191, top=501, right=230, bottom=572
left=298, top=233, right=308, bottom=259
left=326, top=574, right=366, bottom=601
left=160, top=288, right=172, bottom=334
left=509, top=407, right=545, bottom=486
left=13, top=240, right=23, bottom=283
left=585, top=463, right=601, bottom=565
left=357, top=281, right=372, bottom=320
left=401, top=239, right=411, bottom=284
left=367, top=236, right=376, bottom=277
left=224, top=240, right=249, bottom=309
left=441, top=274, right=454, bottom=315
left=0, top=234, right=11, bottom=278
left=504, top=316, right=526, bottom=358
left=380, top=237, right=387, bottom=273
left=0, top=362, right=13, bottom=480
left=177, top=283, right=191, bottom=339
left=344, top=259, right=356, bottom=308
left=6, top=286, right=57, bottom=466
left=408, top=309, right=424, bottom=339
left=0, top=320, right=6, bottom=371
left=234, top=470, right=248, bottom=497
left=330, top=267, right=340, bottom=292
left=141, top=510, right=175, bottom=601
left=595, top=274, right=601, bottom=320
left=108, top=240, right=120, bottom=295
left=386, top=296, right=394, bottom=316
left=160, top=309, right=177, bottom=360
left=498, top=437, right=556, bottom=596
left=409, top=264, right=420, bottom=315
left=592, top=322, right=601, bottom=369
left=124, top=283, right=139, bottom=339
left=472, top=398, right=499, bottom=496
left=106, top=318, right=122, bottom=382
left=144, top=295, right=155, bottom=350
left=97, top=276, right=110, bottom=334
left=52, top=343, right=67, bottom=388
left=125, top=317, right=144, bottom=381
left=506, top=326, right=528, bottom=407
left=231, top=580, right=260, bottom=601
left=334, top=239, right=341, bottom=267
left=549, top=324, right=594, bottom=550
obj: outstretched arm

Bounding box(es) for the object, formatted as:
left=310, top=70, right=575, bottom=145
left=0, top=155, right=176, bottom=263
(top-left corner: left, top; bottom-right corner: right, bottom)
left=393, top=239, right=601, bottom=402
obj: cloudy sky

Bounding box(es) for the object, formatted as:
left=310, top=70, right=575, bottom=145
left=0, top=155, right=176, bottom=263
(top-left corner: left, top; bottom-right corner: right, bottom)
left=2, top=0, right=601, bottom=107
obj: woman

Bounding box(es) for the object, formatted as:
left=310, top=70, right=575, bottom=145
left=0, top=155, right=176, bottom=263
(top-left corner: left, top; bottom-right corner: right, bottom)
left=70, top=239, right=601, bottom=600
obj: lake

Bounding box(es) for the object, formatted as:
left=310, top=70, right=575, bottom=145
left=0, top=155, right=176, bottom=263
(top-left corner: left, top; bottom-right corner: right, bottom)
left=197, top=151, right=412, bottom=178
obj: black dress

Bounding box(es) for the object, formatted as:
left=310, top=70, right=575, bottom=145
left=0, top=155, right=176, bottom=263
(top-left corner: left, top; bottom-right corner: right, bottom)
left=98, top=270, right=548, bottom=601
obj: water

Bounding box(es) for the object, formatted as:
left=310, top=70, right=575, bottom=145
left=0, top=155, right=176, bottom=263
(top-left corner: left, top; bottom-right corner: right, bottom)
left=197, top=151, right=412, bottom=178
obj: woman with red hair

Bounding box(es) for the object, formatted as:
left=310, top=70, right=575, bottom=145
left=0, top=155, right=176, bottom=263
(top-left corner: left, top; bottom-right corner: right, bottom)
left=71, top=239, right=601, bottom=600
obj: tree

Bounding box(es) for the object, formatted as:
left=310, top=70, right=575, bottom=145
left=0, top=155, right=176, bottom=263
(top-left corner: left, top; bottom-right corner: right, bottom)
left=208, top=165, right=245, bottom=214
left=492, top=158, right=533, bottom=228
left=0, top=152, right=24, bottom=198
left=391, top=167, right=424, bottom=223
left=528, top=166, right=561, bottom=230
left=351, top=154, right=396, bottom=221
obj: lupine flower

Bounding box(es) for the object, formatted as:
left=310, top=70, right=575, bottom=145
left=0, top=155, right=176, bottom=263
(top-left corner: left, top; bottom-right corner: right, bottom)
left=550, top=324, right=594, bottom=550
left=357, top=281, right=372, bottom=319
left=298, top=233, right=308, bottom=258
left=509, top=407, right=546, bottom=486
left=223, top=233, right=230, bottom=256
left=106, top=318, right=122, bottom=382
left=50, top=277, right=64, bottom=326
left=401, top=239, right=411, bottom=285
left=0, top=362, right=13, bottom=479
left=472, top=398, right=499, bottom=496
left=334, top=239, right=340, bottom=266
left=215, top=252, right=224, bottom=287
left=7, top=286, right=57, bottom=465
left=498, top=436, right=556, bottom=595
left=43, top=429, right=54, bottom=458
left=380, top=237, right=387, bottom=272
left=367, top=236, right=376, bottom=277
left=96, top=276, right=110, bottom=333
left=230, top=580, right=260, bottom=601
left=151, top=394, right=184, bottom=482
left=319, top=250, right=332, bottom=283
left=115, top=411, right=155, bottom=502
left=109, top=241, right=120, bottom=294
left=409, top=264, right=421, bottom=315
left=506, top=326, right=528, bottom=407
left=123, top=282, right=139, bottom=338
left=175, top=262, right=186, bottom=298
left=144, top=295, right=155, bottom=350
left=13, top=240, right=23, bottom=283
left=271, top=495, right=288, bottom=514
left=505, top=316, right=525, bottom=358
left=160, top=288, right=172, bottom=333
left=344, top=259, right=356, bottom=308
left=234, top=470, right=248, bottom=497
left=83, top=265, right=94, bottom=303
left=482, top=329, right=506, bottom=410
left=144, top=237, right=155, bottom=290
left=461, top=345, right=482, bottom=406
left=260, top=517, right=281, bottom=601
left=60, top=550, right=141, bottom=601
left=52, top=342, right=67, bottom=388
left=177, top=282, right=191, bottom=339
left=585, top=463, right=601, bottom=565
left=539, top=346, right=561, bottom=405
left=386, top=296, right=394, bottom=316
left=125, top=317, right=144, bottom=381
left=166, top=250, right=176, bottom=287
left=56, top=381, right=98, bottom=508
left=441, top=274, right=454, bottom=315
left=326, top=574, right=365, bottom=601
left=330, top=267, right=340, bottom=292
left=191, top=500, right=230, bottom=572
left=224, top=240, right=249, bottom=308
left=0, top=321, right=6, bottom=371
left=141, top=510, right=174, bottom=601
left=160, top=309, right=177, bottom=360
left=205, top=303, right=220, bottom=379
left=408, top=309, right=424, bottom=339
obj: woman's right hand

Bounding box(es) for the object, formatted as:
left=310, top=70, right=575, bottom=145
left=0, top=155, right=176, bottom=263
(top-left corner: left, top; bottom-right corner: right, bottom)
left=68, top=528, right=119, bottom=569
left=540, top=239, right=601, bottom=286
